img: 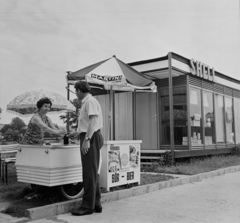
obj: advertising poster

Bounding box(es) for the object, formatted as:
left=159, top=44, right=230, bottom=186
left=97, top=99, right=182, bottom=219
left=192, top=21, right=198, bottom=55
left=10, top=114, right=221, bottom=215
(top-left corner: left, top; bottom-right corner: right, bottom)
left=108, top=146, right=121, bottom=173
left=203, top=93, right=209, bottom=107
left=107, top=143, right=141, bottom=186
left=129, top=145, right=139, bottom=167
left=190, top=90, right=198, bottom=105
left=226, top=107, right=233, bottom=123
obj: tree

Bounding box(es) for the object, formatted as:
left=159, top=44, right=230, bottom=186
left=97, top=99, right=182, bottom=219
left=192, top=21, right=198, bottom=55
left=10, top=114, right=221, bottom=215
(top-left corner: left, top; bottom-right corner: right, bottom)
left=0, top=117, right=26, bottom=143
left=11, top=117, right=26, bottom=131
left=0, top=124, right=12, bottom=134
left=59, top=99, right=80, bottom=130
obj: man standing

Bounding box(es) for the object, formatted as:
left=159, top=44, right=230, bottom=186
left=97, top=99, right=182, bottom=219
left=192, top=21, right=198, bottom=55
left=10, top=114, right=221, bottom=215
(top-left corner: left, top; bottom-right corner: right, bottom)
left=70, top=81, right=103, bottom=216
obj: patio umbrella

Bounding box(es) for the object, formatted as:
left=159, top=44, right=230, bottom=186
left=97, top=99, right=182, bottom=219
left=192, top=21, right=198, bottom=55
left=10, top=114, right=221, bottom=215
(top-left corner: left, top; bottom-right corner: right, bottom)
left=66, top=55, right=157, bottom=92
left=6, top=89, right=75, bottom=116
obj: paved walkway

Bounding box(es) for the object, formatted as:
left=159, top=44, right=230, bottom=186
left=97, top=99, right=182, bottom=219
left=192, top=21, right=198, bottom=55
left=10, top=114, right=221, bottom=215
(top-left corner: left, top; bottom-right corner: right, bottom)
left=1, top=171, right=239, bottom=223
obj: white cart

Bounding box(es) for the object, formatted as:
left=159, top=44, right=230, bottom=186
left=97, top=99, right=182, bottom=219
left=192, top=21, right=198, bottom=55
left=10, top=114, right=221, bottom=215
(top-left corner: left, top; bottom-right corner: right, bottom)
left=15, top=144, right=83, bottom=200
left=99, top=140, right=142, bottom=191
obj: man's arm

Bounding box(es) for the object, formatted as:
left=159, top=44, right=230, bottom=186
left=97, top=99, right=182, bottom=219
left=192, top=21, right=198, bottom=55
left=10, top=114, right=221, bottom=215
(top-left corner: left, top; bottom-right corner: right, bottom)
left=86, top=115, right=98, bottom=139
left=81, top=115, right=98, bottom=155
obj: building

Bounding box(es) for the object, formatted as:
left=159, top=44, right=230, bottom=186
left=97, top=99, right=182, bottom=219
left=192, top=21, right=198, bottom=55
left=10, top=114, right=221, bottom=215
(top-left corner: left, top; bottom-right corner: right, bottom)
left=95, top=52, right=240, bottom=159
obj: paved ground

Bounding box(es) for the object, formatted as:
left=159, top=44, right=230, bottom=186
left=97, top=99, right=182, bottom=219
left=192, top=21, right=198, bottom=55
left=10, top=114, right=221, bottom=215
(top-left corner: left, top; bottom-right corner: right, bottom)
left=1, top=171, right=240, bottom=223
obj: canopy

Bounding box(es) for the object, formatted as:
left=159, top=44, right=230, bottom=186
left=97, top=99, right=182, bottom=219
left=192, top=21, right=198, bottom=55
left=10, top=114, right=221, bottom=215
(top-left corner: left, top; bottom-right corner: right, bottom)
left=66, top=56, right=156, bottom=93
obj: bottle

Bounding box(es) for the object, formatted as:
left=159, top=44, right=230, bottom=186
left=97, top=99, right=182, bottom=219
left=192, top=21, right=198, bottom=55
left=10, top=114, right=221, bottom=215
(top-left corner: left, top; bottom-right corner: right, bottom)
left=63, top=134, right=69, bottom=145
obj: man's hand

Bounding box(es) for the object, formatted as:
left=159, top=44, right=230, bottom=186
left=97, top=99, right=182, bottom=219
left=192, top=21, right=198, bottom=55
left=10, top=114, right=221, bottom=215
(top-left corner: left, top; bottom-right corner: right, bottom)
left=81, top=140, right=90, bottom=155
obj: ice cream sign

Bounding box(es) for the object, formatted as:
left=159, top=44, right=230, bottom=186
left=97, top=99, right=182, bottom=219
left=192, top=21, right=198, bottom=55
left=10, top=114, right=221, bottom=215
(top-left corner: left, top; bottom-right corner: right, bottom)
left=190, top=59, right=215, bottom=82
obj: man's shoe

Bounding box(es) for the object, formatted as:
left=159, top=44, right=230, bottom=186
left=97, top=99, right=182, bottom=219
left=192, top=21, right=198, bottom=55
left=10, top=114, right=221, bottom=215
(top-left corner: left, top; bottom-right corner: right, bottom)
left=71, top=207, right=93, bottom=216
left=94, top=204, right=102, bottom=213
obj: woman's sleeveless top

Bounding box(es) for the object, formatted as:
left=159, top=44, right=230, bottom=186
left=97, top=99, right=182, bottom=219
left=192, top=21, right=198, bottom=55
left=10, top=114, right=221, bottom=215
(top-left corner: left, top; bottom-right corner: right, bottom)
left=21, top=114, right=50, bottom=145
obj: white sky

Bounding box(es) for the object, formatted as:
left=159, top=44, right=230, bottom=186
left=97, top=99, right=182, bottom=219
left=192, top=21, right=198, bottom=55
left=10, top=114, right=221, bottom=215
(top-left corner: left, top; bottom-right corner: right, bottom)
left=0, top=0, right=239, bottom=125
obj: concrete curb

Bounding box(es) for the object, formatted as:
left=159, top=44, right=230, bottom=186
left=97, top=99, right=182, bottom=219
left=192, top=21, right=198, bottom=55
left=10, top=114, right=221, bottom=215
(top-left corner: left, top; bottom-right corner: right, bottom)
left=25, top=165, right=240, bottom=220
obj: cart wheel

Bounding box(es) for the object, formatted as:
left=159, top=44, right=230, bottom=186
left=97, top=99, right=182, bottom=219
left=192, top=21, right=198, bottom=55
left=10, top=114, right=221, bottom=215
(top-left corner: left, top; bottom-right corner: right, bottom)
left=59, top=182, right=84, bottom=200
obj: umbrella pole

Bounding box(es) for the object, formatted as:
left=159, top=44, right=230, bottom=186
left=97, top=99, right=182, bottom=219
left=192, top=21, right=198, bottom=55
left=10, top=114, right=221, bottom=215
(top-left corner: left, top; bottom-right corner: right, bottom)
left=112, top=89, right=115, bottom=140
left=108, top=86, right=113, bottom=141
left=66, top=83, right=70, bottom=133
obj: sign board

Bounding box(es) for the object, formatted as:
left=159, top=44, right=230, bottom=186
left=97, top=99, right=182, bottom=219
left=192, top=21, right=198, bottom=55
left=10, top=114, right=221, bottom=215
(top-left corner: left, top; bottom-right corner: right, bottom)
left=100, top=141, right=141, bottom=191
left=190, top=59, right=215, bottom=82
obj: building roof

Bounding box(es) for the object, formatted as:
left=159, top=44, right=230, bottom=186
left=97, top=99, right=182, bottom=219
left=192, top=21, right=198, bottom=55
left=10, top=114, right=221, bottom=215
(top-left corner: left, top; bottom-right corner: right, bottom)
left=128, top=52, right=240, bottom=85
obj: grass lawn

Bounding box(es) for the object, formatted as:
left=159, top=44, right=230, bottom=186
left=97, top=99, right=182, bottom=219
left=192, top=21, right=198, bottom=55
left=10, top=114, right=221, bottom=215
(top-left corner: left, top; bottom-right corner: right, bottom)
left=142, top=154, right=240, bottom=175
left=0, top=153, right=239, bottom=218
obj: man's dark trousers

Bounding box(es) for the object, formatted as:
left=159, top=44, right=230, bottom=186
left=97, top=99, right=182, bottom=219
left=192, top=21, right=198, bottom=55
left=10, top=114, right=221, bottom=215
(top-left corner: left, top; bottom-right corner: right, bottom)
left=80, top=130, right=103, bottom=210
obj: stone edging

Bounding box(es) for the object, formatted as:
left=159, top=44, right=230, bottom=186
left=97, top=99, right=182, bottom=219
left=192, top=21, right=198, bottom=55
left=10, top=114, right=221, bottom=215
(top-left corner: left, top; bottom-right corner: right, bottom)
left=25, top=165, right=240, bottom=220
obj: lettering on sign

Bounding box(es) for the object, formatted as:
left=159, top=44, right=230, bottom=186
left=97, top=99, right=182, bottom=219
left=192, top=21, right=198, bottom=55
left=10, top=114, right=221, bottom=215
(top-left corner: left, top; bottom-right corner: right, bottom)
left=190, top=59, right=215, bottom=82
left=91, top=73, right=122, bottom=82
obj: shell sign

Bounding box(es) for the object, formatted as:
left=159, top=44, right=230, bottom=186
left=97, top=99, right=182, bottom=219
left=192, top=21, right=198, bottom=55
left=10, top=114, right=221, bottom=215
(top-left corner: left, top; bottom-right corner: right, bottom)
left=190, top=59, right=215, bottom=82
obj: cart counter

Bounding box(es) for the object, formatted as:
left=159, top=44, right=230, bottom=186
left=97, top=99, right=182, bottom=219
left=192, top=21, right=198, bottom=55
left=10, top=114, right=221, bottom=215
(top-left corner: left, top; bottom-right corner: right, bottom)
left=16, top=144, right=82, bottom=187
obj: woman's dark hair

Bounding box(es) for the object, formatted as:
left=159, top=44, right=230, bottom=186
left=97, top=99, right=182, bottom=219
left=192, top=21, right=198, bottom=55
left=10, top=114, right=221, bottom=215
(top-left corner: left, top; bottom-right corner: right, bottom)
left=74, top=81, right=91, bottom=93
left=36, top=97, right=52, bottom=110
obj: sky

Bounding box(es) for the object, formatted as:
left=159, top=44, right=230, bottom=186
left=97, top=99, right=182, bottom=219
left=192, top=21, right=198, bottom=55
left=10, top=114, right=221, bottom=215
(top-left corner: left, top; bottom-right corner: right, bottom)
left=0, top=0, right=239, bottom=126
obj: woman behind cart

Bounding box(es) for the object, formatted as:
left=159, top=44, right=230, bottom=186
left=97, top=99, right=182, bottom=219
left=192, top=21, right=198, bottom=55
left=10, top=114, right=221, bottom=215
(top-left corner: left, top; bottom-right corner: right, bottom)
left=21, top=97, right=66, bottom=145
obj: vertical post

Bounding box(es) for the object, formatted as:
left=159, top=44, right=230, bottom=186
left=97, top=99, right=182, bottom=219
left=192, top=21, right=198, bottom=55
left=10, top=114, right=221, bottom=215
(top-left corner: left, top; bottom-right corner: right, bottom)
left=187, top=76, right=191, bottom=150
left=223, top=95, right=227, bottom=146
left=201, top=88, right=205, bottom=150
left=66, top=72, right=71, bottom=133
left=156, top=86, right=160, bottom=149
left=66, top=83, right=70, bottom=133
left=213, top=92, right=217, bottom=149
left=132, top=90, right=136, bottom=140
left=232, top=97, right=236, bottom=147
left=168, top=52, right=175, bottom=164
left=113, top=89, right=115, bottom=140
left=108, top=86, right=113, bottom=140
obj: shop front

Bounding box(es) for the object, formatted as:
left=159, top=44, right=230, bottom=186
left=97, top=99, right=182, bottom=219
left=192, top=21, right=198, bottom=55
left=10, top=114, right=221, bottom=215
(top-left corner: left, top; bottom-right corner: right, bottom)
left=129, top=52, right=240, bottom=157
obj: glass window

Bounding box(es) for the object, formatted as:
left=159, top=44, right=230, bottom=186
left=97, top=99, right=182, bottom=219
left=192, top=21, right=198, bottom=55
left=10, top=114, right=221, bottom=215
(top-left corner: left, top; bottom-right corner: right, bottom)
left=203, top=91, right=215, bottom=145
left=190, top=87, right=203, bottom=146
left=225, top=97, right=234, bottom=144
left=215, top=94, right=225, bottom=144
left=234, top=98, right=240, bottom=144
left=161, top=87, right=187, bottom=145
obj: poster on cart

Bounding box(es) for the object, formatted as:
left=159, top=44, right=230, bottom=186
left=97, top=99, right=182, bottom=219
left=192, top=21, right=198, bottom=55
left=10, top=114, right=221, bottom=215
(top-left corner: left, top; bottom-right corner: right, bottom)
left=107, top=143, right=140, bottom=186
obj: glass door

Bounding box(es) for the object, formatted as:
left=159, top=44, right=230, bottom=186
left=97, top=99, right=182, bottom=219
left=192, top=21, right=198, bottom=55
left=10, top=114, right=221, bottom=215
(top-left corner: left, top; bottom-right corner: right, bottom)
left=203, top=91, right=215, bottom=145
left=190, top=87, right=203, bottom=146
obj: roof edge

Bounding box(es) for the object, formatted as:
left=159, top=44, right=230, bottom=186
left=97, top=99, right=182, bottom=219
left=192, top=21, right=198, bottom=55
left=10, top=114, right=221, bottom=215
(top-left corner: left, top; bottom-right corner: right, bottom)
left=128, top=52, right=240, bottom=84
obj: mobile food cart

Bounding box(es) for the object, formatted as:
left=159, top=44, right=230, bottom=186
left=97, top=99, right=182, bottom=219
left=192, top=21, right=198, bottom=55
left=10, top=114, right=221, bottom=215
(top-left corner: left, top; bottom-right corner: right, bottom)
left=66, top=55, right=157, bottom=191
left=7, top=90, right=84, bottom=200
